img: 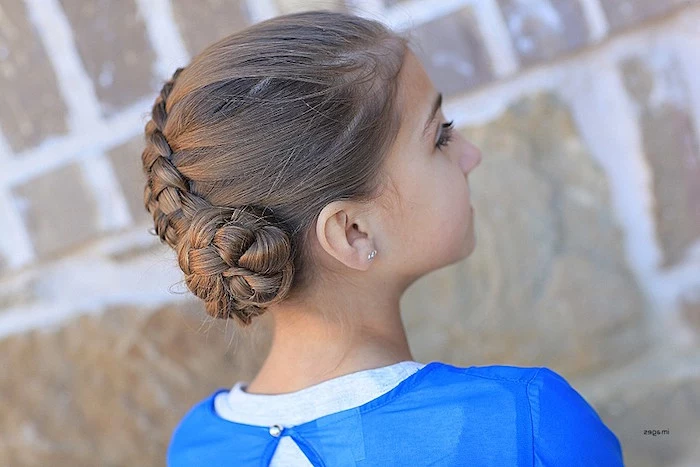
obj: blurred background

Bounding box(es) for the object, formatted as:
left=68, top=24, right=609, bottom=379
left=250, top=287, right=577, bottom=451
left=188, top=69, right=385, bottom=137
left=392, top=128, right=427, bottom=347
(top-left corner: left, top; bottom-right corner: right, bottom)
left=1, top=0, right=699, bottom=465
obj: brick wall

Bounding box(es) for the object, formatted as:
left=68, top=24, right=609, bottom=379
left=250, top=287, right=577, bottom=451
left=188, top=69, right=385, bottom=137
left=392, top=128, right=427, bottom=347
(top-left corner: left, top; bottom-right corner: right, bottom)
left=1, top=0, right=699, bottom=465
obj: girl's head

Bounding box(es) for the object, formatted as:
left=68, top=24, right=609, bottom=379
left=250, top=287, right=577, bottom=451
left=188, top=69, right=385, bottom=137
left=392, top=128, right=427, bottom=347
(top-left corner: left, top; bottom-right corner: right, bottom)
left=141, top=10, right=481, bottom=331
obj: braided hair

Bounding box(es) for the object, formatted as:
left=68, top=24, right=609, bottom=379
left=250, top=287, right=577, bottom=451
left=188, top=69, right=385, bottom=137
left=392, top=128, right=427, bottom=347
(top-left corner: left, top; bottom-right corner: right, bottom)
left=142, top=67, right=294, bottom=325
left=140, top=11, right=408, bottom=326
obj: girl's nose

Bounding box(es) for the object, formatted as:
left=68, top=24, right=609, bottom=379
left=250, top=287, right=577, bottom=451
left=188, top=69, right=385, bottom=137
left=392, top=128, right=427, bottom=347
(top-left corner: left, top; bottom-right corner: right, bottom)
left=460, top=141, right=482, bottom=173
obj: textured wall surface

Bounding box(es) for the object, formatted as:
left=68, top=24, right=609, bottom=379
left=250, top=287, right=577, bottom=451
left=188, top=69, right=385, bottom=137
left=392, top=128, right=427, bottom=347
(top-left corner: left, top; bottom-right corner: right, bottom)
left=1, top=0, right=700, bottom=465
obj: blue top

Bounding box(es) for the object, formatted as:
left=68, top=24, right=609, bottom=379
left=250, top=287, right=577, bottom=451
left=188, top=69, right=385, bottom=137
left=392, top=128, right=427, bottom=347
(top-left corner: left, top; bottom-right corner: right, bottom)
left=167, top=361, right=624, bottom=466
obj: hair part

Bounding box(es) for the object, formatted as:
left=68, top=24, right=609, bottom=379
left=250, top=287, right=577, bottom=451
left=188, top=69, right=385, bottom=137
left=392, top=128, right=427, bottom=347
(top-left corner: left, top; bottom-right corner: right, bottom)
left=141, top=10, right=409, bottom=329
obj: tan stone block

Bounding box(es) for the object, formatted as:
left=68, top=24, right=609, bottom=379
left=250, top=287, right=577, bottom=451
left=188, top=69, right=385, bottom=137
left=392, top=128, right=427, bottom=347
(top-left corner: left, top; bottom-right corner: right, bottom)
left=11, top=163, right=102, bottom=260
left=171, top=0, right=252, bottom=57
left=0, top=299, right=271, bottom=465
left=0, top=0, right=69, bottom=152
left=413, top=92, right=651, bottom=377
left=596, top=374, right=700, bottom=467
left=59, top=0, right=157, bottom=117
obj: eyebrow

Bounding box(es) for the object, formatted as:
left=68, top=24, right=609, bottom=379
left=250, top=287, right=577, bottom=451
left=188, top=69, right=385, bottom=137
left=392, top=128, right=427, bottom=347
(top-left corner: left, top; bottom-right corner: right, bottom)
left=422, top=92, right=442, bottom=139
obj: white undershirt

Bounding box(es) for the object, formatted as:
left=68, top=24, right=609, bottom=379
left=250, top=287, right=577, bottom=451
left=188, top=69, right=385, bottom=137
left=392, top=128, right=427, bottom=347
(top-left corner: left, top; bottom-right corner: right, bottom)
left=213, top=360, right=427, bottom=466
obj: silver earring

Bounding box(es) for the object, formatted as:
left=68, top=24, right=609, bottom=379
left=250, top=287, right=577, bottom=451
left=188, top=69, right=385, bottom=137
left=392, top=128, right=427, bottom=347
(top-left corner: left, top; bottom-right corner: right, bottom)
left=367, top=249, right=377, bottom=261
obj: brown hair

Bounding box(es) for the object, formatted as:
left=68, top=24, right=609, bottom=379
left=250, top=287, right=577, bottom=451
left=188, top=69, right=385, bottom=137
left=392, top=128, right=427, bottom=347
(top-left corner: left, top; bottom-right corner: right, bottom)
left=141, top=10, right=409, bottom=328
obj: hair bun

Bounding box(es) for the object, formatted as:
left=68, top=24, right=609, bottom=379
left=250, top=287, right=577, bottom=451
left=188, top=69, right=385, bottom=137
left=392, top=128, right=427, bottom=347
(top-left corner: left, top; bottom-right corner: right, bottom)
left=176, top=205, right=294, bottom=325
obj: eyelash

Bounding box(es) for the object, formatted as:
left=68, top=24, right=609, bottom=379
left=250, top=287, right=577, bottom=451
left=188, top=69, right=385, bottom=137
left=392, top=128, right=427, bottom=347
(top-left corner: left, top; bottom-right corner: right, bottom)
left=435, top=120, right=455, bottom=150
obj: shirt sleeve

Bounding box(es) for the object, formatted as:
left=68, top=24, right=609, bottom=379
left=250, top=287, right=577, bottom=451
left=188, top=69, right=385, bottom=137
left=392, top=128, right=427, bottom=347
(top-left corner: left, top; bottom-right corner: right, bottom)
left=527, top=367, right=624, bottom=467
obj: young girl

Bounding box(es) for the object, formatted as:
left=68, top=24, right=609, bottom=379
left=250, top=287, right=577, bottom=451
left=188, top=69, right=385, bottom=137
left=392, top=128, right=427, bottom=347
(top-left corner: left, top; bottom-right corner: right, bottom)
left=141, top=10, right=624, bottom=467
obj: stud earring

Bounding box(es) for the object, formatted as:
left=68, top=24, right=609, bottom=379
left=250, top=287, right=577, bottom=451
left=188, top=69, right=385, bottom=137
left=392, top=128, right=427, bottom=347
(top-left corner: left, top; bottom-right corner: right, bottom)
left=367, top=249, right=377, bottom=261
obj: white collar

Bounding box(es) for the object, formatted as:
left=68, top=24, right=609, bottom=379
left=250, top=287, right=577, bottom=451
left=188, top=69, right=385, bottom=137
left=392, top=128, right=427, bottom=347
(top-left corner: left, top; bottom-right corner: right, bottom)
left=214, top=360, right=426, bottom=427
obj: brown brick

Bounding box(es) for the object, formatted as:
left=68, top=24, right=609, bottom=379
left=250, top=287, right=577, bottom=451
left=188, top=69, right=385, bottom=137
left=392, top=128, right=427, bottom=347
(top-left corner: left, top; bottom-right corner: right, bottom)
left=171, top=0, right=252, bottom=58
left=680, top=294, right=700, bottom=336
left=59, top=0, right=157, bottom=117
left=107, top=136, right=151, bottom=226
left=408, top=6, right=494, bottom=98
left=0, top=1, right=69, bottom=153
left=496, top=0, right=590, bottom=67
left=601, top=0, right=698, bottom=32
left=11, top=162, right=102, bottom=260
left=620, top=56, right=700, bottom=268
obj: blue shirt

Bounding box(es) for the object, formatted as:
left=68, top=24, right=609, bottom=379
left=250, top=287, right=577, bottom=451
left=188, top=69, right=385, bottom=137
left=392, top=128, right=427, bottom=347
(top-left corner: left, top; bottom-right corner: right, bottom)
left=167, top=361, right=624, bottom=466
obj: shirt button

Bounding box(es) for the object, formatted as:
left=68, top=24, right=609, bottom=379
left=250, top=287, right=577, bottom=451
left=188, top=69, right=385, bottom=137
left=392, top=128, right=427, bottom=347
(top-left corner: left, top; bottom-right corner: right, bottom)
left=269, top=424, right=283, bottom=437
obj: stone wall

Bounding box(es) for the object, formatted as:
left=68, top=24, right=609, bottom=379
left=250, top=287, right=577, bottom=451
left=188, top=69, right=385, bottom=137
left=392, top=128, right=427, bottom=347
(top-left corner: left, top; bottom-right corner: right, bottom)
left=1, top=0, right=699, bottom=465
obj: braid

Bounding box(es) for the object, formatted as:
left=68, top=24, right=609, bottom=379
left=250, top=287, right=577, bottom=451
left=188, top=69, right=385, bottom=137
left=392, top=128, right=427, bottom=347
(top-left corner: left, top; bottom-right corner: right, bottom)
left=176, top=205, right=295, bottom=324
left=142, top=67, right=207, bottom=249
left=141, top=67, right=295, bottom=325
